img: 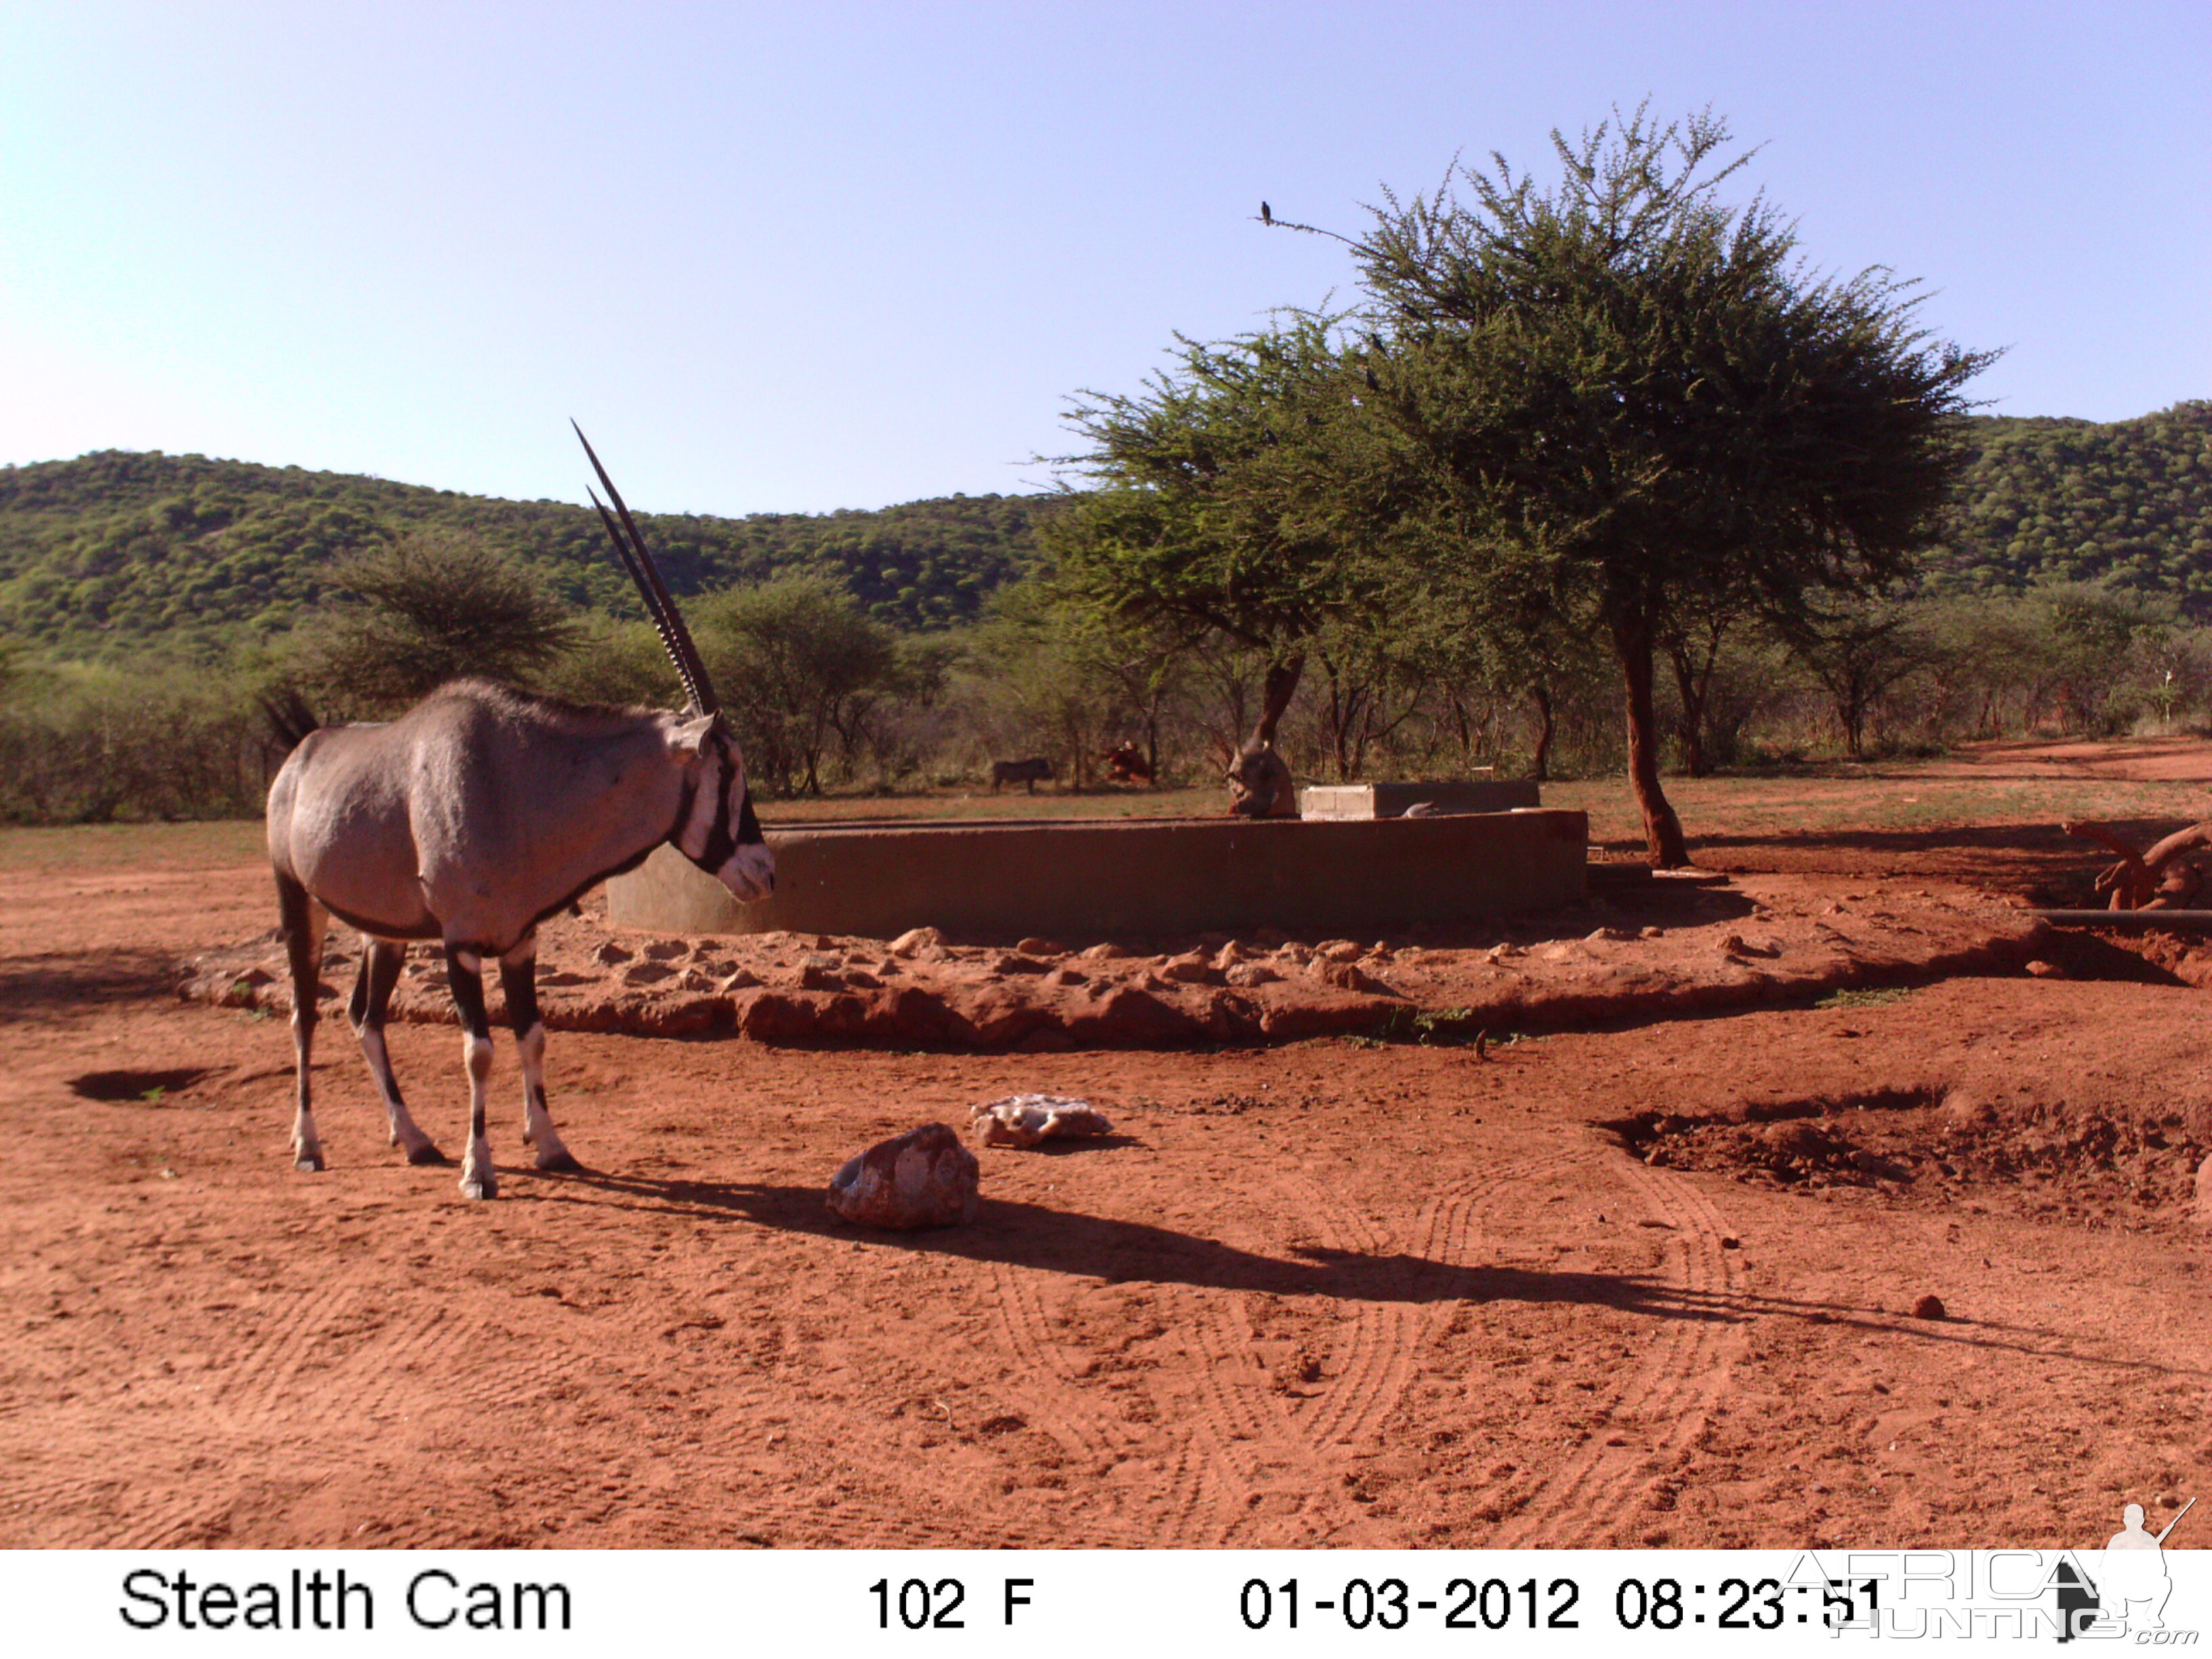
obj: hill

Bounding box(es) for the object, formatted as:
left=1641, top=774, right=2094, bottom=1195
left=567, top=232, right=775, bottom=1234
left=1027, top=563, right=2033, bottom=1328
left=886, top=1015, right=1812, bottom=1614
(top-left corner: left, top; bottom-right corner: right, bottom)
left=1933, top=400, right=2212, bottom=609
left=0, top=451, right=1053, bottom=657
left=3, top=401, right=2207, bottom=658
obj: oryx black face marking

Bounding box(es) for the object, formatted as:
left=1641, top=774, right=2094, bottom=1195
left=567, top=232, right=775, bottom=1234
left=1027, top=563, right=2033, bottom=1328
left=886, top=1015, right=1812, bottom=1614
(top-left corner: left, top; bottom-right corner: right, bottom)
left=260, top=430, right=773, bottom=1199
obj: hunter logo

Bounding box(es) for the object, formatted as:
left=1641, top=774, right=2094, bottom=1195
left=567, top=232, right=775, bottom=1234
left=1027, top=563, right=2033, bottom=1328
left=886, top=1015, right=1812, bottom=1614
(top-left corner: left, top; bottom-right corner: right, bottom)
left=2057, top=1497, right=2196, bottom=1642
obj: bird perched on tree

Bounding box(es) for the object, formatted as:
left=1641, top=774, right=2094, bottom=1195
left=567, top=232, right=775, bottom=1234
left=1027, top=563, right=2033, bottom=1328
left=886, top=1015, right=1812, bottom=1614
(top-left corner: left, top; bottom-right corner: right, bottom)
left=1260, top=201, right=1273, bottom=224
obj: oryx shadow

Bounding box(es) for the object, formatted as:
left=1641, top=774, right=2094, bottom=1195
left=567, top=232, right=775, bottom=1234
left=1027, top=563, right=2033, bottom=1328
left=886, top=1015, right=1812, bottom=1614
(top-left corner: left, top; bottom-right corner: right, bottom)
left=522, top=1168, right=2204, bottom=1374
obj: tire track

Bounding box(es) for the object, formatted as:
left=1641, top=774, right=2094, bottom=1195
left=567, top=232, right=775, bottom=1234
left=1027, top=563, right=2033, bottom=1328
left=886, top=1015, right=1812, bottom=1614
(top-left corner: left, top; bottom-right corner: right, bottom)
left=1487, top=1149, right=1746, bottom=1547
left=984, top=1259, right=1205, bottom=1547
left=1291, top=1153, right=1558, bottom=1455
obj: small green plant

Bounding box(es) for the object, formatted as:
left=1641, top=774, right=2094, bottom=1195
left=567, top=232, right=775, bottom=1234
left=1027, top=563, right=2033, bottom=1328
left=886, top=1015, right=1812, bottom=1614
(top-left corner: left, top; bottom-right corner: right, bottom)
left=1814, top=986, right=1917, bottom=1010
left=1361, top=1006, right=1530, bottom=1047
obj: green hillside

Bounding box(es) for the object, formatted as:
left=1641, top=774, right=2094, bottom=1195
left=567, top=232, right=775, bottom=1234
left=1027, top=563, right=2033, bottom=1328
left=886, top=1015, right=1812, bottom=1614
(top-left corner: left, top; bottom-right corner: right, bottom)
left=1933, top=400, right=2212, bottom=607
left=0, top=450, right=1052, bottom=658
left=3, top=400, right=2207, bottom=659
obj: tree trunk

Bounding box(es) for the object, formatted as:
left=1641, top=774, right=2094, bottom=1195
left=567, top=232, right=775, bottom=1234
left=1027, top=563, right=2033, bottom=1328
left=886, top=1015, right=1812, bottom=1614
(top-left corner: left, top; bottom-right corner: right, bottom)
left=1528, top=684, right=1554, bottom=783
left=1613, top=611, right=1691, bottom=867
left=1251, top=654, right=1305, bottom=749
left=1666, top=629, right=1718, bottom=777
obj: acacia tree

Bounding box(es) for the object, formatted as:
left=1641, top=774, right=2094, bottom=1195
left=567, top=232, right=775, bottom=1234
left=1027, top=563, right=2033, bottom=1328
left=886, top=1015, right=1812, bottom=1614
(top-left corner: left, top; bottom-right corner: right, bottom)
left=1339, top=105, right=1991, bottom=863
left=1046, top=319, right=1398, bottom=760
left=289, top=528, right=580, bottom=715
left=694, top=576, right=903, bottom=796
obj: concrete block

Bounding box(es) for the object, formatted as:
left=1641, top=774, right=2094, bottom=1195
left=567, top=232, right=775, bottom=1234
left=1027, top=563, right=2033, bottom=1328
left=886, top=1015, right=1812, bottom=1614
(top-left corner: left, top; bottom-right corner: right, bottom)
left=1299, top=780, right=1540, bottom=819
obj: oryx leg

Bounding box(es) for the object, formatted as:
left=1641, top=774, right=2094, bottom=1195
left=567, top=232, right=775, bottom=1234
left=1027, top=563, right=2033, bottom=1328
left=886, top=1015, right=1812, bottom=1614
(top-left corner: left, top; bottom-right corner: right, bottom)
left=500, top=936, right=579, bottom=1172
left=445, top=945, right=499, bottom=1201
left=276, top=874, right=329, bottom=1172
left=347, top=937, right=447, bottom=1166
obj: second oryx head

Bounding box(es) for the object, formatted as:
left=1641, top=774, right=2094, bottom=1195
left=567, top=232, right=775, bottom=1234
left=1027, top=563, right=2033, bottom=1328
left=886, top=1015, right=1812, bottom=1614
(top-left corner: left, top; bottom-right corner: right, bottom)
left=575, top=421, right=774, bottom=903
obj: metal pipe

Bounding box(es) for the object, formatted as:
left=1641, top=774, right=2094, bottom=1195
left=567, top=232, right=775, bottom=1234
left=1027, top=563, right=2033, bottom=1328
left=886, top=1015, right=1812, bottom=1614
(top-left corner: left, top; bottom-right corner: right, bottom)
left=2030, top=909, right=2212, bottom=932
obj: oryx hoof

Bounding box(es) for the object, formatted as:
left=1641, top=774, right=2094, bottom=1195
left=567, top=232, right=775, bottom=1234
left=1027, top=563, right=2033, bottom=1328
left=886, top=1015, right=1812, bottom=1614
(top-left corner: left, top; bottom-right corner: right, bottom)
left=459, top=1171, right=499, bottom=1201
left=293, top=1151, right=325, bottom=1173
left=405, top=1142, right=451, bottom=1166
left=533, top=1147, right=582, bottom=1173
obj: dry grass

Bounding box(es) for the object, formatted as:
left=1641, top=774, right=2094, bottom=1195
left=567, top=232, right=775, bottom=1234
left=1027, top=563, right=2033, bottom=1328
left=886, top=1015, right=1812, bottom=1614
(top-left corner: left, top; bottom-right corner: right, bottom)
left=6, top=754, right=2206, bottom=873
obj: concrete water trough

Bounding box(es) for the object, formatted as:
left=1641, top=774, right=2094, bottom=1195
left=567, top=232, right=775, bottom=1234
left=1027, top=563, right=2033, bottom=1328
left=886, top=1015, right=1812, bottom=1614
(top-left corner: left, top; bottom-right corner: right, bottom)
left=607, top=808, right=1589, bottom=941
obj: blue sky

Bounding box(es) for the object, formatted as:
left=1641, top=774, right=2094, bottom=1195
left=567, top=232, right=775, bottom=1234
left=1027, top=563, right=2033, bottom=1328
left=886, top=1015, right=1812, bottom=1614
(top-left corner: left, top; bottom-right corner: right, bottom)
left=1, top=1, right=2205, bottom=515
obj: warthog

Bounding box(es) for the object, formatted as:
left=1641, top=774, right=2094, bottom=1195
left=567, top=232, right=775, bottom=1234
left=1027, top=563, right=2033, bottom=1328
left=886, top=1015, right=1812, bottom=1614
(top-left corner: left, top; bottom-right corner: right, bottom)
left=991, top=756, right=1055, bottom=793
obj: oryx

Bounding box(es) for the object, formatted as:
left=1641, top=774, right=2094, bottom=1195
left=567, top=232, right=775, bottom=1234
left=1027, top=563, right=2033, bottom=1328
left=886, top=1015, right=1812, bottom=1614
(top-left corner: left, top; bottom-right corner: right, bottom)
left=265, top=426, right=773, bottom=1199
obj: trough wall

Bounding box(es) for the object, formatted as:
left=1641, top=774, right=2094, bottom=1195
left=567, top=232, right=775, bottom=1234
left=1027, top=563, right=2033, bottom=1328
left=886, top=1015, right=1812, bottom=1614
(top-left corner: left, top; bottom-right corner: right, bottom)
left=607, top=810, right=1588, bottom=940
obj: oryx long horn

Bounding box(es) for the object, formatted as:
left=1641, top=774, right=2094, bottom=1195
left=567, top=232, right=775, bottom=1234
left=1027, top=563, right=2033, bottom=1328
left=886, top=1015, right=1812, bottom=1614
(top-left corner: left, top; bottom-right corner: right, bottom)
left=572, top=421, right=721, bottom=717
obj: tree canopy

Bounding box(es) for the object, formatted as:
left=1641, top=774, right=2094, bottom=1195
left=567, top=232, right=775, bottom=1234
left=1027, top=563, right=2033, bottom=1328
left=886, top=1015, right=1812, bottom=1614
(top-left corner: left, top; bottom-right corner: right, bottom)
left=1045, top=319, right=1401, bottom=747
left=1341, top=104, right=1992, bottom=862
left=285, top=529, right=582, bottom=715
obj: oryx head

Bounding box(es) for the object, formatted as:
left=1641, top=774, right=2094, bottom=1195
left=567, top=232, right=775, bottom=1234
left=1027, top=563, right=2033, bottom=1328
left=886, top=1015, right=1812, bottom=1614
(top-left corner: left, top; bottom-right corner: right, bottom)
left=575, top=423, right=775, bottom=902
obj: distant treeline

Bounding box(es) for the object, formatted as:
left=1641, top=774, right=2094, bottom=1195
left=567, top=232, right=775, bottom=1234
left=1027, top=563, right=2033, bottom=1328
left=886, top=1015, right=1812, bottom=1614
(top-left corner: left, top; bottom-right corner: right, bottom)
left=0, top=449, right=1053, bottom=657
left=2, top=402, right=2207, bottom=662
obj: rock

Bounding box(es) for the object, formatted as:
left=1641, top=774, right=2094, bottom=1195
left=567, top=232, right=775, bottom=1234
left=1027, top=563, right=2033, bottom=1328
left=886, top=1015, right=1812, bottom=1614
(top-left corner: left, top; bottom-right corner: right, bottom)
left=1319, top=960, right=1397, bottom=996
left=2194, top=1156, right=2212, bottom=1226
left=1064, top=985, right=1206, bottom=1046
left=1488, top=943, right=1523, bottom=962
left=717, top=968, right=762, bottom=992
left=593, top=941, right=633, bottom=964
left=1639, top=926, right=1665, bottom=939
left=2024, top=959, right=2065, bottom=979
left=1077, top=942, right=1129, bottom=961
left=678, top=967, right=714, bottom=991
left=1910, top=1294, right=1948, bottom=1321
left=827, top=1124, right=981, bottom=1229
left=642, top=938, right=689, bottom=960
left=798, top=962, right=843, bottom=991
left=1160, top=953, right=1217, bottom=984
left=1046, top=966, right=1088, bottom=987
left=1317, top=940, right=1364, bottom=964
left=1586, top=928, right=1633, bottom=943
left=972, top=1094, right=1113, bottom=1148
left=621, top=961, right=677, bottom=986
left=1225, top=962, right=1282, bottom=988
left=1015, top=937, right=1065, bottom=958
left=888, top=926, right=947, bottom=958
left=1212, top=941, right=1250, bottom=969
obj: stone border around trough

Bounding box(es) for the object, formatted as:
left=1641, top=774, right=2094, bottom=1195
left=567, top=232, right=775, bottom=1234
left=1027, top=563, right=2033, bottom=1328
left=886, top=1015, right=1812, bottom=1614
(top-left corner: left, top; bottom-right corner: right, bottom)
left=179, top=875, right=2055, bottom=1052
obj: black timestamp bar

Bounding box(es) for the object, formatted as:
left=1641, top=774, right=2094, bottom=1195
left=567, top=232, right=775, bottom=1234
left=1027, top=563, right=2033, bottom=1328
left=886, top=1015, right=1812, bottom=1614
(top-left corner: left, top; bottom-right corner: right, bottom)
left=1239, top=1575, right=1582, bottom=1632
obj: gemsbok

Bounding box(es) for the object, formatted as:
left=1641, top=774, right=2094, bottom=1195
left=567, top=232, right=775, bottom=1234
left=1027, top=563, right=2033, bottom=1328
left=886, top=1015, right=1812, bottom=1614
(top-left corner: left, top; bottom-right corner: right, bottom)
left=264, top=426, right=773, bottom=1198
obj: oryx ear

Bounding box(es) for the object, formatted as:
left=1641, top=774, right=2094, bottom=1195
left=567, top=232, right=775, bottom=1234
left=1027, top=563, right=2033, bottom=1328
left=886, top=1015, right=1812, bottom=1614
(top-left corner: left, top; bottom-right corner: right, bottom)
left=669, top=713, right=718, bottom=757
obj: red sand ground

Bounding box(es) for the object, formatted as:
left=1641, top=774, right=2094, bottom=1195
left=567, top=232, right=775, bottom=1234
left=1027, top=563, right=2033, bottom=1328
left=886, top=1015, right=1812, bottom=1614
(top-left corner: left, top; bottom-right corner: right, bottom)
left=3, top=748, right=2208, bottom=1550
